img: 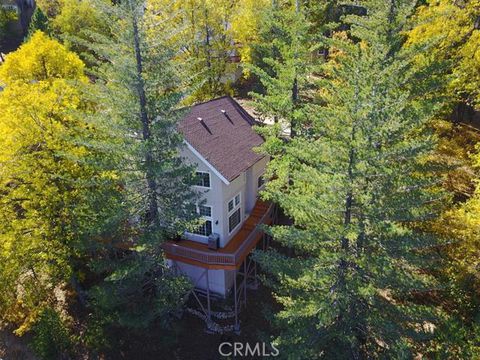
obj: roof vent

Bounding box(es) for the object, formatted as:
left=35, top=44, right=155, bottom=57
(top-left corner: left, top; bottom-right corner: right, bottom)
left=197, top=117, right=212, bottom=134
left=221, top=109, right=234, bottom=124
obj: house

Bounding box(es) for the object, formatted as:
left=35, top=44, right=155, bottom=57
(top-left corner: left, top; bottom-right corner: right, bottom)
left=163, top=97, right=275, bottom=328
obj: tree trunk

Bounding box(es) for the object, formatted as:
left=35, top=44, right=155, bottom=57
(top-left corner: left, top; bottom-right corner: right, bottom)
left=291, top=77, right=298, bottom=138
left=290, top=0, right=300, bottom=138
left=130, top=1, right=159, bottom=226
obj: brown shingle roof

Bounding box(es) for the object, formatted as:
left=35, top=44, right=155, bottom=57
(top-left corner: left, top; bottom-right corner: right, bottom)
left=178, top=96, right=265, bottom=182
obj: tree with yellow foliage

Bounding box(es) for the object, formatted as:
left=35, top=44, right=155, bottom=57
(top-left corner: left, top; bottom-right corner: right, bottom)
left=423, top=143, right=480, bottom=357
left=147, top=0, right=240, bottom=101
left=0, top=31, right=125, bottom=341
left=230, top=0, right=270, bottom=66
left=408, top=3, right=480, bottom=356
left=32, top=0, right=110, bottom=66
left=408, top=0, right=480, bottom=115
left=0, top=31, right=84, bottom=85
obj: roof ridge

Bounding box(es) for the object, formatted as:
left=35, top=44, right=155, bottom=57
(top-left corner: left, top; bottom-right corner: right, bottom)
left=225, top=97, right=257, bottom=125
left=192, top=95, right=232, bottom=107
left=175, top=95, right=233, bottom=113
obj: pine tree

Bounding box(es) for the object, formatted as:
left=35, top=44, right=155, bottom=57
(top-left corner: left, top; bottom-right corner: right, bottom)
left=254, top=0, right=446, bottom=357
left=248, top=0, right=313, bottom=137
left=26, top=7, right=49, bottom=38
left=83, top=0, right=198, bottom=343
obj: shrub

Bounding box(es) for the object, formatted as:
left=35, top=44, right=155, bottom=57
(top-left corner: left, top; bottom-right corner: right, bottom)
left=31, top=308, right=72, bottom=360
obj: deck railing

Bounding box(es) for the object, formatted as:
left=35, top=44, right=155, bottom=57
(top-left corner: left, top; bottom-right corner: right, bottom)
left=163, top=203, right=274, bottom=267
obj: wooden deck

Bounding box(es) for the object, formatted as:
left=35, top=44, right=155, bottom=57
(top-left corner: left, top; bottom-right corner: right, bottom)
left=163, top=200, right=273, bottom=270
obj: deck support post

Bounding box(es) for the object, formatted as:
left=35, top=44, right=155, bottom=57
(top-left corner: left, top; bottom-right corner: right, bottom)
left=243, top=260, right=247, bottom=306
left=205, top=269, right=211, bottom=321
left=234, top=270, right=239, bottom=332
left=253, top=258, right=258, bottom=289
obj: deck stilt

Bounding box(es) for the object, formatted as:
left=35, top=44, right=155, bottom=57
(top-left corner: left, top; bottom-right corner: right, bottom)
left=234, top=271, right=239, bottom=332
left=206, top=269, right=211, bottom=321
left=243, top=260, right=247, bottom=306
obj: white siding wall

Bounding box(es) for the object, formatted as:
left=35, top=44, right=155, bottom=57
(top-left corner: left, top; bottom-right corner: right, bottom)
left=180, top=146, right=267, bottom=248
left=176, top=147, right=268, bottom=296
left=180, top=147, right=225, bottom=244
left=245, top=156, right=268, bottom=214
left=167, top=260, right=228, bottom=297
left=220, top=173, right=245, bottom=246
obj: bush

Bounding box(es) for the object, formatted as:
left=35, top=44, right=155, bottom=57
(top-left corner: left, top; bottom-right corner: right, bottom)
left=31, top=308, right=72, bottom=360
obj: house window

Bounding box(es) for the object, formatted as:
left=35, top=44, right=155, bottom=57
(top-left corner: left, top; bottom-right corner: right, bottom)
left=193, top=220, right=212, bottom=237
left=199, top=205, right=212, bottom=217
left=192, top=205, right=212, bottom=237
left=195, top=171, right=210, bottom=188
left=229, top=208, right=241, bottom=233
left=258, top=176, right=265, bottom=189
left=227, top=193, right=241, bottom=233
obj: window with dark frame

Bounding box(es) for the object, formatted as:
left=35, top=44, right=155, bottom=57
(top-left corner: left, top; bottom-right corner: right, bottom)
left=192, top=204, right=212, bottom=237
left=199, top=205, right=212, bottom=217
left=195, top=171, right=210, bottom=188
left=228, top=208, right=241, bottom=233
left=227, top=192, right=242, bottom=233
left=258, top=175, right=265, bottom=189
left=193, top=220, right=212, bottom=237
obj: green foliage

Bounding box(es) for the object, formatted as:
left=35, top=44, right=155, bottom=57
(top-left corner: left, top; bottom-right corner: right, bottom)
left=427, top=312, right=480, bottom=358
left=248, top=0, right=313, bottom=136
left=31, top=308, right=72, bottom=360
left=80, top=0, right=198, bottom=346
left=36, top=0, right=62, bottom=18
left=86, top=255, right=190, bottom=350
left=27, top=7, right=50, bottom=38
left=51, top=0, right=110, bottom=62
left=254, top=0, right=447, bottom=357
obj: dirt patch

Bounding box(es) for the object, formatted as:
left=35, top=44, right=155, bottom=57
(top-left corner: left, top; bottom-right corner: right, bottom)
left=0, top=327, right=37, bottom=360
left=101, top=283, right=278, bottom=360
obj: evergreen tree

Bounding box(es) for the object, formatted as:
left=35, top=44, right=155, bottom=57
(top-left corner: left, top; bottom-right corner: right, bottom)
left=26, top=7, right=49, bottom=38
left=254, top=1, right=446, bottom=357
left=248, top=0, right=313, bottom=137
left=83, top=0, right=198, bottom=345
